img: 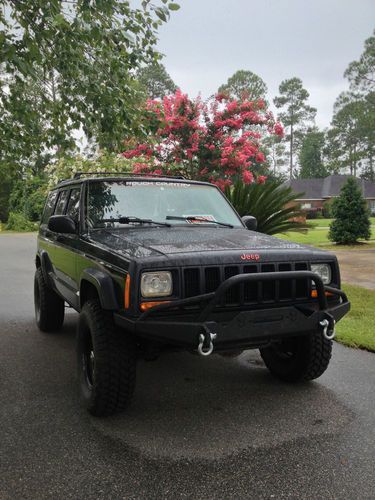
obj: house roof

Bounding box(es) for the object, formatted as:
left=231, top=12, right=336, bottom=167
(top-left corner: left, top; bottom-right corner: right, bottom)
left=287, top=175, right=375, bottom=200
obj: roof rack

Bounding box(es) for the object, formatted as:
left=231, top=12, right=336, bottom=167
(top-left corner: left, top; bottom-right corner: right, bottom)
left=72, top=172, right=186, bottom=180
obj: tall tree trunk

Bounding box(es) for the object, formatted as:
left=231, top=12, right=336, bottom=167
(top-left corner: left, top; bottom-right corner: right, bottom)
left=289, top=123, right=293, bottom=180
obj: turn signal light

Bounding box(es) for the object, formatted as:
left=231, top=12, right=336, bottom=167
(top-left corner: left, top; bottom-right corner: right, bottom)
left=311, top=290, right=333, bottom=299
left=140, top=301, right=171, bottom=311
left=124, top=274, right=131, bottom=309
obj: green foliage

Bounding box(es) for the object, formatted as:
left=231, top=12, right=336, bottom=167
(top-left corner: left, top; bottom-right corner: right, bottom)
left=225, top=180, right=310, bottom=235
left=5, top=212, right=38, bottom=232
left=344, top=29, right=375, bottom=96
left=329, top=178, right=371, bottom=244
left=138, top=62, right=177, bottom=99
left=299, top=129, right=328, bottom=178
left=0, top=0, right=178, bottom=167
left=322, top=199, right=334, bottom=218
left=274, top=77, right=316, bottom=178
left=327, top=93, right=368, bottom=176
left=46, top=152, right=136, bottom=188
left=327, top=31, right=375, bottom=178
left=262, top=135, right=288, bottom=178
left=8, top=175, right=47, bottom=222
left=0, top=162, right=15, bottom=221
left=218, top=70, right=268, bottom=101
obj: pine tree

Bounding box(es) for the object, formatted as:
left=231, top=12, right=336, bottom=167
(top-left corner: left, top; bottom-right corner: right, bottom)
left=329, top=178, right=371, bottom=244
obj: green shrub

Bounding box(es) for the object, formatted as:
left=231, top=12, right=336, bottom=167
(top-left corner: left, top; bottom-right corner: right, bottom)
left=306, top=210, right=318, bottom=220
left=329, top=178, right=371, bottom=244
left=5, top=212, right=38, bottom=232
left=46, top=152, right=135, bottom=188
left=225, top=180, right=311, bottom=235
left=322, top=199, right=333, bottom=218
left=8, top=175, right=48, bottom=222
left=24, top=187, right=47, bottom=221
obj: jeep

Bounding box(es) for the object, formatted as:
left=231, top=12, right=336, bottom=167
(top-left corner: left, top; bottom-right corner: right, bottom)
left=34, top=173, right=350, bottom=416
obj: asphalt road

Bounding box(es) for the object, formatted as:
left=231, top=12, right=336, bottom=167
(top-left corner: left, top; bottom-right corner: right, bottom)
left=0, top=233, right=374, bottom=499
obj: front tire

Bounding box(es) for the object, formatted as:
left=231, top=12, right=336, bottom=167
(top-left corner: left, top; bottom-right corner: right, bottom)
left=77, top=300, right=136, bottom=416
left=34, top=268, right=65, bottom=332
left=260, top=332, right=332, bottom=382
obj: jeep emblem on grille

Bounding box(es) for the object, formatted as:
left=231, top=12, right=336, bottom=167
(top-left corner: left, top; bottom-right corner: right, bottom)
left=240, top=253, right=260, bottom=261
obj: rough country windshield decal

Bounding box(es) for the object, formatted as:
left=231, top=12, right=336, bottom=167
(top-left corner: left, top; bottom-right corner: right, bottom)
left=126, top=181, right=191, bottom=188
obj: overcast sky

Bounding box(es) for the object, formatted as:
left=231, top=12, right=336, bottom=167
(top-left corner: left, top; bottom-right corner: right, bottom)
left=156, top=0, right=374, bottom=128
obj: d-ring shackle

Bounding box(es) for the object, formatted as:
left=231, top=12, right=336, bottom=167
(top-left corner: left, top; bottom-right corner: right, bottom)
left=320, top=318, right=336, bottom=340
left=197, top=332, right=217, bottom=356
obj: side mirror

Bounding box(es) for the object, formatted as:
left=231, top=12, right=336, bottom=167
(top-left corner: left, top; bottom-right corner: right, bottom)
left=48, top=215, right=76, bottom=234
left=242, top=215, right=257, bottom=231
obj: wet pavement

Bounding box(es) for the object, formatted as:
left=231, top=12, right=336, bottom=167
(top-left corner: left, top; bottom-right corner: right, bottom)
left=0, top=233, right=374, bottom=499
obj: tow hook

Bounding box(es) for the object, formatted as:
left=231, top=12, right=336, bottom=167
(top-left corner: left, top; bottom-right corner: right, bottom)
left=197, top=328, right=217, bottom=356
left=320, top=316, right=336, bottom=340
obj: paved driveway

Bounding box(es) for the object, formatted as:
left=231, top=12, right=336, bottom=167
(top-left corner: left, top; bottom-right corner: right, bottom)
left=0, top=234, right=374, bottom=499
left=335, top=247, right=375, bottom=289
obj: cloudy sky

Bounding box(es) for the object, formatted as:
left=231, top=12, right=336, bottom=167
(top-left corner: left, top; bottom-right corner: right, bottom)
left=156, top=0, right=374, bottom=128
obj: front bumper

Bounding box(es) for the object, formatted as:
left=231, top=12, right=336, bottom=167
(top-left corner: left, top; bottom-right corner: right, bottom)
left=114, top=271, right=350, bottom=351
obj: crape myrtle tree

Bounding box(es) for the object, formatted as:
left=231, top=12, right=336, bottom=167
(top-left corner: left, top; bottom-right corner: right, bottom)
left=122, top=90, right=284, bottom=189
left=329, top=177, right=371, bottom=245
left=274, top=77, right=316, bottom=179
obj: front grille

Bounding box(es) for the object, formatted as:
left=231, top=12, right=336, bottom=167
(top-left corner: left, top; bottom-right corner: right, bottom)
left=183, top=262, right=310, bottom=308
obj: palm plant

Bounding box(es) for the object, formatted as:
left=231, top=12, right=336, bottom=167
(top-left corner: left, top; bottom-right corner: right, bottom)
left=225, top=180, right=310, bottom=235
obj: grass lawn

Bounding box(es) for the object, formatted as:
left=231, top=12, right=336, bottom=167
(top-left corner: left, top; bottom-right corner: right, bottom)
left=276, top=229, right=375, bottom=248
left=310, top=217, right=375, bottom=228
left=276, top=223, right=375, bottom=248
left=335, top=284, right=375, bottom=352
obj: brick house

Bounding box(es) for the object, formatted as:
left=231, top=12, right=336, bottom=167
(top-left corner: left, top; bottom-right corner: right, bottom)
left=287, top=175, right=375, bottom=216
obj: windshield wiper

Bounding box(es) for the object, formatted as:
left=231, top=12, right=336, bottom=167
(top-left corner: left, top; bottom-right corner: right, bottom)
left=101, top=216, right=171, bottom=227
left=166, top=215, right=233, bottom=228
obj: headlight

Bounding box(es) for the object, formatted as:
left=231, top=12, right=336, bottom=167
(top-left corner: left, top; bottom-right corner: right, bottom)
left=141, top=271, right=173, bottom=298
left=311, top=263, right=331, bottom=284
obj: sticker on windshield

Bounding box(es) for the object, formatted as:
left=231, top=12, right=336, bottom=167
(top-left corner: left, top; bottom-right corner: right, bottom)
left=126, top=181, right=191, bottom=188
left=183, top=214, right=217, bottom=224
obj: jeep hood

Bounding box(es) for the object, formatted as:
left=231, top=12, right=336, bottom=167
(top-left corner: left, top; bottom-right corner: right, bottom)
left=88, top=226, right=313, bottom=260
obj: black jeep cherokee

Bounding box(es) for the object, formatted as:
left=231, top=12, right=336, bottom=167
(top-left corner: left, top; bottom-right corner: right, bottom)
left=34, top=173, right=350, bottom=416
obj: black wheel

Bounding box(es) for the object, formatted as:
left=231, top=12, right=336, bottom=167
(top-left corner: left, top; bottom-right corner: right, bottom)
left=77, top=300, right=136, bottom=416
left=260, top=332, right=332, bottom=382
left=34, top=267, right=65, bottom=332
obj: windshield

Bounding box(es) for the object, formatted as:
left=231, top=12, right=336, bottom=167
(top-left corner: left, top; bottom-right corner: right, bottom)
left=86, top=180, right=242, bottom=228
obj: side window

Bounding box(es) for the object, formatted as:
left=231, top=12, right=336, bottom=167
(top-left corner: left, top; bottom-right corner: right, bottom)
left=55, top=190, right=69, bottom=215
left=66, top=188, right=81, bottom=222
left=41, top=191, right=58, bottom=224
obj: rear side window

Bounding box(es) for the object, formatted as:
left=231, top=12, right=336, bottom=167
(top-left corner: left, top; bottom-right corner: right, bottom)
left=66, top=188, right=81, bottom=222
left=54, top=190, right=69, bottom=215
left=41, top=191, right=58, bottom=224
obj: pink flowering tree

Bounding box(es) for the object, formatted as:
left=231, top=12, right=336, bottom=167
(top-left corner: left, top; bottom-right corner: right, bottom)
left=122, top=90, right=283, bottom=189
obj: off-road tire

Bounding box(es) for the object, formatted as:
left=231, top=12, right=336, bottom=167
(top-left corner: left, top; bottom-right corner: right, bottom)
left=260, top=332, right=332, bottom=382
left=34, top=267, right=65, bottom=332
left=77, top=300, right=136, bottom=417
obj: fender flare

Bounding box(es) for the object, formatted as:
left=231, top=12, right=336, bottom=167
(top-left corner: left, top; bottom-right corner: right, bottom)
left=80, top=268, right=119, bottom=310
left=39, top=250, right=54, bottom=288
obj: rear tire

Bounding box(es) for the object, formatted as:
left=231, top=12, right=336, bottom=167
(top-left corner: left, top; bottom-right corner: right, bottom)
left=77, top=300, right=136, bottom=416
left=260, top=332, right=332, bottom=382
left=34, top=268, right=65, bottom=332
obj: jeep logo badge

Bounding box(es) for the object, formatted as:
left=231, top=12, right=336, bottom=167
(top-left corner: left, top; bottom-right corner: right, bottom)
left=240, top=253, right=260, bottom=261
